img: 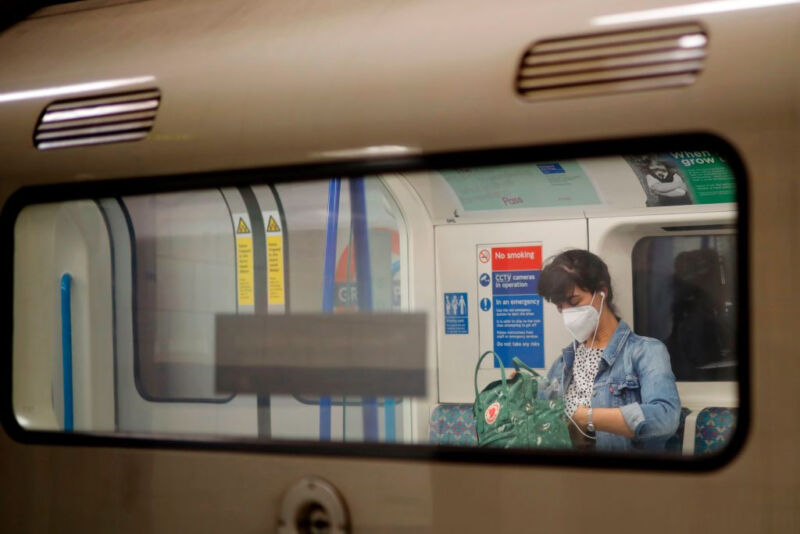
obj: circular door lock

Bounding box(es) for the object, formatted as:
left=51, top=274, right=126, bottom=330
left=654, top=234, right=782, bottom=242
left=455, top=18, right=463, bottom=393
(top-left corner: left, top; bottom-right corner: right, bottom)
left=277, top=476, right=350, bottom=534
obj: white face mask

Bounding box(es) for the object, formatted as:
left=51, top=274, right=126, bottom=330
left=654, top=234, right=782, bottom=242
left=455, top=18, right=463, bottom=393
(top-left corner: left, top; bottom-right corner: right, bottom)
left=562, top=291, right=604, bottom=344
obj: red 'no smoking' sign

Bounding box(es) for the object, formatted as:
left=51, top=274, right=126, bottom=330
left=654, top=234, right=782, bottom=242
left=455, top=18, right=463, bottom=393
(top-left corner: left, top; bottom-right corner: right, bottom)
left=479, top=249, right=490, bottom=263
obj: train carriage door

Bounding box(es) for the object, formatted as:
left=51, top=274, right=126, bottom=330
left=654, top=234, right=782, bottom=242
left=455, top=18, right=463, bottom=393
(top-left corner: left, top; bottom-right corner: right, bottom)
left=102, top=189, right=258, bottom=436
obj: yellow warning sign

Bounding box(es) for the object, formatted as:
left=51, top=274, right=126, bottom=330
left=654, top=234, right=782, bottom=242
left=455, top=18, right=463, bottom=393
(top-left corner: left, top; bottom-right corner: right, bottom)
left=267, top=235, right=285, bottom=305
left=266, top=215, right=281, bottom=233
left=237, top=236, right=254, bottom=306
left=263, top=211, right=285, bottom=306
left=233, top=213, right=254, bottom=307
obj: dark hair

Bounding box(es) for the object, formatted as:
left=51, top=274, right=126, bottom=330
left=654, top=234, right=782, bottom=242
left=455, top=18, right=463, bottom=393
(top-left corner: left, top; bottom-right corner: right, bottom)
left=648, top=160, right=668, bottom=171
left=538, top=249, right=618, bottom=315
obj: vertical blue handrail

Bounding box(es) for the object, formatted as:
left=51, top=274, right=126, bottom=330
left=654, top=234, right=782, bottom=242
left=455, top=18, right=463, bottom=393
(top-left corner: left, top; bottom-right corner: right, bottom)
left=349, top=178, right=380, bottom=441
left=384, top=397, right=396, bottom=442
left=320, top=178, right=341, bottom=441
left=60, top=273, right=74, bottom=432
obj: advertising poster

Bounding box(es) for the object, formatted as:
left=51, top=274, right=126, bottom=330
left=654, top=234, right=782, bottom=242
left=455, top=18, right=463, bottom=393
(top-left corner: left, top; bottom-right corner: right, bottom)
left=624, top=151, right=737, bottom=207
left=441, top=161, right=600, bottom=211
left=477, top=243, right=544, bottom=367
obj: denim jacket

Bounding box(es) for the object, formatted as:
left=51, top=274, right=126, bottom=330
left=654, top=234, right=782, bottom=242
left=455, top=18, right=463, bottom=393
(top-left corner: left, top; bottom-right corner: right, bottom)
left=544, top=320, right=681, bottom=452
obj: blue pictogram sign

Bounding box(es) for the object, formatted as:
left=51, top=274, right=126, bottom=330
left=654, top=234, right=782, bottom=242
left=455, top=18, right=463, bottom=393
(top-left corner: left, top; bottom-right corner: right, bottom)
left=444, top=292, right=468, bottom=335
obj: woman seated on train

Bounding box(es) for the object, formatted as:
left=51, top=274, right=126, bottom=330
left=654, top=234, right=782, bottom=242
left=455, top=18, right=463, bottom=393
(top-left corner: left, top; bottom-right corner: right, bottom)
left=538, top=249, right=681, bottom=452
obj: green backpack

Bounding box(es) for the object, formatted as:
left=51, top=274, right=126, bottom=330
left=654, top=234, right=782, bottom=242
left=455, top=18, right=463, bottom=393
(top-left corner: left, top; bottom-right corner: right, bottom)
left=473, top=351, right=572, bottom=450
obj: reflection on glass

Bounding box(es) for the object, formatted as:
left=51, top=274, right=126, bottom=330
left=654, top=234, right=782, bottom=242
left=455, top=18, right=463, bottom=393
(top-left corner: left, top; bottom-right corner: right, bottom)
left=125, top=189, right=237, bottom=402
left=634, top=235, right=737, bottom=381
left=10, top=152, right=741, bottom=460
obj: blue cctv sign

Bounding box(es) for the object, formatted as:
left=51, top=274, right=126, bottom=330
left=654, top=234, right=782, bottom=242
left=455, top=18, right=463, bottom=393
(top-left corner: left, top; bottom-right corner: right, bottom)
left=492, top=270, right=538, bottom=295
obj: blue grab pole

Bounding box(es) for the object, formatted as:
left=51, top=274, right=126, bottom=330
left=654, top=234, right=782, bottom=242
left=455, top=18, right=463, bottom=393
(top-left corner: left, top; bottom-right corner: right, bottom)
left=60, top=273, right=74, bottom=432
left=384, top=398, right=396, bottom=442
left=349, top=178, right=379, bottom=441
left=320, top=178, right=341, bottom=441
left=322, top=178, right=341, bottom=313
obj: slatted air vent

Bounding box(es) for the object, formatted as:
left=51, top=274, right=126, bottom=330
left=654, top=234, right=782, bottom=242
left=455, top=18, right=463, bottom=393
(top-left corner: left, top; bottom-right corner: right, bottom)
left=34, top=89, right=160, bottom=150
left=517, top=24, right=707, bottom=100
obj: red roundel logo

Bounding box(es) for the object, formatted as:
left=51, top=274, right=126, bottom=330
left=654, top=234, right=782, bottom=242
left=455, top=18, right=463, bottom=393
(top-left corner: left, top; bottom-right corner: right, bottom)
left=485, top=402, right=501, bottom=425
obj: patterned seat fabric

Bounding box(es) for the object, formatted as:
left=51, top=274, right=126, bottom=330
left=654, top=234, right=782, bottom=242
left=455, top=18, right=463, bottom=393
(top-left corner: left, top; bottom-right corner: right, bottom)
left=695, top=407, right=737, bottom=454
left=429, top=404, right=477, bottom=446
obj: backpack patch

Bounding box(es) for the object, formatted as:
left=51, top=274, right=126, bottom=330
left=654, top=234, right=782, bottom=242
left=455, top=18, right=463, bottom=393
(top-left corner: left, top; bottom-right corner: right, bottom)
left=485, top=402, right=501, bottom=425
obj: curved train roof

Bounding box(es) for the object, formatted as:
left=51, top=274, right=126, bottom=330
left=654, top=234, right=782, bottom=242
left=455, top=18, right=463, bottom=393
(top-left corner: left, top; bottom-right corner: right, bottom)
left=0, top=0, right=797, bottom=192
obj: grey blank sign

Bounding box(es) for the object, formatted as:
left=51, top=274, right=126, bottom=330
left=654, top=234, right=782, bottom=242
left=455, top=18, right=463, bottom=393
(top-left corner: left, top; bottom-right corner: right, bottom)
left=215, top=312, right=427, bottom=396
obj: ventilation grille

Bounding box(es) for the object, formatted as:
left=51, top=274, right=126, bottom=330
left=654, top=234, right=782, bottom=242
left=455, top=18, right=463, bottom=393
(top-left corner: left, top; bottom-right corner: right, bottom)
left=517, top=24, right=707, bottom=100
left=34, top=89, right=160, bottom=150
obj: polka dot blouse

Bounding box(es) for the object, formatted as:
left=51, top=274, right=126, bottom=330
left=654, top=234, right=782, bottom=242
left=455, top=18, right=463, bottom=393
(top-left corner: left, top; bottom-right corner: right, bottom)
left=565, top=344, right=604, bottom=416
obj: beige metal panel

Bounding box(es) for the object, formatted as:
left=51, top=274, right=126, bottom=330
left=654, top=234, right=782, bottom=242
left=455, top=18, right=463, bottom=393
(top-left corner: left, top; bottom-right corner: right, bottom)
left=0, top=0, right=796, bottom=190
left=0, top=1, right=799, bottom=533
left=0, top=104, right=797, bottom=528
left=0, top=433, right=436, bottom=533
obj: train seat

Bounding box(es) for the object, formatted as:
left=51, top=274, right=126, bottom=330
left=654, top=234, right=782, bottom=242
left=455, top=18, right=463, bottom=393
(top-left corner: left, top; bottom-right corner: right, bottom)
left=429, top=404, right=477, bottom=446
left=681, top=406, right=738, bottom=455
left=428, top=404, right=725, bottom=453
left=693, top=407, right=738, bottom=454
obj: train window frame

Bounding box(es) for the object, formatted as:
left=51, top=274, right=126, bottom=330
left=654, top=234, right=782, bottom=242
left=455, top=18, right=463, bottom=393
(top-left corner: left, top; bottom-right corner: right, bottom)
left=0, top=133, right=750, bottom=472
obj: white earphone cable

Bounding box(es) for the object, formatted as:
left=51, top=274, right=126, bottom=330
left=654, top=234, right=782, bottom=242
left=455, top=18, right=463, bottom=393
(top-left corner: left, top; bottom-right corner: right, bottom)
left=566, top=409, right=597, bottom=440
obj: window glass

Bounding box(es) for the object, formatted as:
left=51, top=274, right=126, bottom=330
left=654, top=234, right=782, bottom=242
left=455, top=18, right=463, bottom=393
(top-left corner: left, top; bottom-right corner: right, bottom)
left=633, top=235, right=737, bottom=381
left=125, top=190, right=236, bottom=401
left=7, top=146, right=745, bottom=464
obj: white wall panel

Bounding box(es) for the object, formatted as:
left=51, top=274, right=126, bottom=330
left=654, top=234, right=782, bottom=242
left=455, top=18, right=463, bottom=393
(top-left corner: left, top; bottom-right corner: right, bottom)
left=435, top=218, right=587, bottom=403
